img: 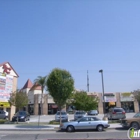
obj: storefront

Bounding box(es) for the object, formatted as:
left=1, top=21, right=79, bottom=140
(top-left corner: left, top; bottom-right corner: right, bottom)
left=28, top=104, right=34, bottom=115
left=120, top=93, right=135, bottom=113
left=48, top=103, right=58, bottom=114
left=104, top=93, right=117, bottom=113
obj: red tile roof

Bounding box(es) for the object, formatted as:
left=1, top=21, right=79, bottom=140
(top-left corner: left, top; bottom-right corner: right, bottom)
left=29, top=82, right=42, bottom=91
left=0, top=62, right=19, bottom=77
left=22, top=79, right=33, bottom=89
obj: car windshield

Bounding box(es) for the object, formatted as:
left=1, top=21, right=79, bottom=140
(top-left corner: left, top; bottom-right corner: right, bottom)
left=91, top=110, right=97, bottom=113
left=114, top=108, right=124, bottom=112
left=133, top=113, right=140, bottom=118
left=75, top=112, right=85, bottom=115
left=56, top=112, right=67, bottom=115
left=15, top=111, right=26, bottom=116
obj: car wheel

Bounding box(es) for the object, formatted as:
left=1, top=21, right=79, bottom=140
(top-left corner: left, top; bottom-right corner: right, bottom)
left=66, top=125, right=75, bottom=132
left=97, top=125, right=104, bottom=132
left=131, top=122, right=139, bottom=130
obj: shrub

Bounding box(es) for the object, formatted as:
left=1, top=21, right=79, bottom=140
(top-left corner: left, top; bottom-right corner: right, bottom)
left=49, top=120, right=60, bottom=125
left=0, top=119, right=7, bottom=124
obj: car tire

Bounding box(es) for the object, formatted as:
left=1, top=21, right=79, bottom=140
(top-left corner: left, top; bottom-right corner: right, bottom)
left=96, top=125, right=104, bottom=132
left=131, top=122, right=139, bottom=130
left=66, top=125, right=75, bottom=132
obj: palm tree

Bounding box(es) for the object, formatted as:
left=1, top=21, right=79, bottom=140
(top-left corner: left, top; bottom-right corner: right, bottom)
left=34, top=76, right=47, bottom=115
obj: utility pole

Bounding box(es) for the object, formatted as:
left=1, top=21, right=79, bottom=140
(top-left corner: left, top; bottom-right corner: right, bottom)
left=99, top=69, right=105, bottom=116
left=87, top=70, right=89, bottom=92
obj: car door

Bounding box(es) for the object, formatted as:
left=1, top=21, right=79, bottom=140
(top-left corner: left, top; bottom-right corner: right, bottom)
left=0, top=110, right=5, bottom=119
left=75, top=117, right=92, bottom=130
left=90, top=117, right=101, bottom=129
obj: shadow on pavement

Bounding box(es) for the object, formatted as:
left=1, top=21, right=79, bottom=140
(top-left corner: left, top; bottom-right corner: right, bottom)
left=115, top=127, right=128, bottom=131
left=15, top=125, right=54, bottom=129
left=56, top=129, right=106, bottom=133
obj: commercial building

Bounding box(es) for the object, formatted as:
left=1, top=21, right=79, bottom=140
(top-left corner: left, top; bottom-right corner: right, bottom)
left=21, top=78, right=140, bottom=115
left=0, top=62, right=19, bottom=120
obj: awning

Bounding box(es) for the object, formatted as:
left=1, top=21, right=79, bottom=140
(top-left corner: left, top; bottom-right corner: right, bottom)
left=51, top=105, right=58, bottom=108
left=109, top=102, right=115, bottom=106
left=0, top=102, right=10, bottom=108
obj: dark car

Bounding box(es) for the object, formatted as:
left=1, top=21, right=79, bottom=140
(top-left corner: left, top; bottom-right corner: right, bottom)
left=12, top=111, right=30, bottom=122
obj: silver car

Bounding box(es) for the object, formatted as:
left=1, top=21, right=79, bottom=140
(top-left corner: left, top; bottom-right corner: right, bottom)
left=0, top=110, right=8, bottom=119
left=60, top=116, right=110, bottom=132
left=107, top=107, right=126, bottom=120
left=74, top=111, right=87, bottom=120
left=88, top=110, right=98, bottom=115
left=55, top=111, right=68, bottom=122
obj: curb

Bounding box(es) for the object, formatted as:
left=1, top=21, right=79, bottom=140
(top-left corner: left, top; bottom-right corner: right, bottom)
left=0, top=127, right=123, bottom=131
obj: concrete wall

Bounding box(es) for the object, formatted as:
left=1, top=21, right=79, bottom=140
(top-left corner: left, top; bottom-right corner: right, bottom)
left=34, top=94, right=39, bottom=115
left=116, top=92, right=121, bottom=107
left=97, top=93, right=103, bottom=114
left=42, top=94, right=48, bottom=115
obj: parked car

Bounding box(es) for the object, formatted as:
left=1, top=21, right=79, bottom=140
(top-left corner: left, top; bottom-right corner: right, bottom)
left=12, top=111, right=30, bottom=122
left=55, top=111, right=68, bottom=122
left=3, top=111, right=8, bottom=117
left=60, top=116, right=110, bottom=132
left=121, top=112, right=140, bottom=130
left=107, top=107, right=126, bottom=120
left=88, top=110, right=98, bottom=115
left=0, top=110, right=8, bottom=119
left=74, top=111, right=87, bottom=120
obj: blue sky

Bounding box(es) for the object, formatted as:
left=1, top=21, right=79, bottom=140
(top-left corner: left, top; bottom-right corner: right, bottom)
left=0, top=0, right=140, bottom=93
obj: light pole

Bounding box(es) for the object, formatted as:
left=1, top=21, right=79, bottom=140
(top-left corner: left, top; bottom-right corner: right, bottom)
left=99, top=69, right=105, bottom=116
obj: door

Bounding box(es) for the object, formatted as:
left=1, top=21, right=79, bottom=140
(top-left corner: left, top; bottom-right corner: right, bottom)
left=75, top=117, right=92, bottom=130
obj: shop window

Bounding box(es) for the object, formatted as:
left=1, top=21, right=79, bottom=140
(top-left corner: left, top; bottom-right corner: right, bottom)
left=121, top=102, right=134, bottom=113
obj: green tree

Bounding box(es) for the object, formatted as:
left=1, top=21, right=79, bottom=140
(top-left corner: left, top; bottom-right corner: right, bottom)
left=46, top=68, right=74, bottom=124
left=34, top=76, right=47, bottom=115
left=9, top=90, right=28, bottom=111
left=72, top=91, right=99, bottom=111
left=132, top=90, right=140, bottom=103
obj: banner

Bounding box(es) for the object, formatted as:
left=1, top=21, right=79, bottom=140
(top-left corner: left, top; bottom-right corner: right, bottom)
left=0, top=75, right=6, bottom=90
left=0, top=73, right=13, bottom=101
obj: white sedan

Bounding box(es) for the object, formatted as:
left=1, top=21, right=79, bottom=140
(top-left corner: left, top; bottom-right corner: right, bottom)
left=60, top=116, right=110, bottom=132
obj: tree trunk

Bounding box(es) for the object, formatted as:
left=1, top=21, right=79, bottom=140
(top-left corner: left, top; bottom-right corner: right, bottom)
left=59, top=106, right=62, bottom=125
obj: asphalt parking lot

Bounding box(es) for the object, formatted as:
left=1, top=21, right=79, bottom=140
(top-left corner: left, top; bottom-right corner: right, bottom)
left=29, top=113, right=135, bottom=123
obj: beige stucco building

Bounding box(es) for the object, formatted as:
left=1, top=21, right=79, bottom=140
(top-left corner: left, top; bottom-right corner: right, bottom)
left=0, top=62, right=19, bottom=120
left=21, top=79, right=140, bottom=115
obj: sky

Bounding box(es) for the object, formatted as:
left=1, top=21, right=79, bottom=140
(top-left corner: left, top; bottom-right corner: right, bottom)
left=0, top=0, right=140, bottom=93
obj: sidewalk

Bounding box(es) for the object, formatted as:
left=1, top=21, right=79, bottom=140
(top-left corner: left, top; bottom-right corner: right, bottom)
left=0, top=123, right=122, bottom=131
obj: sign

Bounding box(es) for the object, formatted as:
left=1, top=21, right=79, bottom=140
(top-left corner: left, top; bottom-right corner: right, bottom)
left=120, top=93, right=134, bottom=102
left=0, top=73, right=13, bottom=101
left=0, top=102, right=10, bottom=107
left=103, top=93, right=116, bottom=102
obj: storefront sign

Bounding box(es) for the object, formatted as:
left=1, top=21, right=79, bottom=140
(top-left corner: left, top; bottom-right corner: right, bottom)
left=0, top=102, right=10, bottom=107
left=120, top=93, right=134, bottom=101
left=0, top=73, right=13, bottom=101
left=103, top=93, right=116, bottom=102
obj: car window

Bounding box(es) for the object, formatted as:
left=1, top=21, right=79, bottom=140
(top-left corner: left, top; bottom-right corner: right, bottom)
left=56, top=112, right=67, bottom=115
left=19, top=112, right=26, bottom=115
left=75, top=112, right=85, bottom=115
left=79, top=117, right=89, bottom=122
left=133, top=113, right=140, bottom=118
left=114, top=108, right=124, bottom=112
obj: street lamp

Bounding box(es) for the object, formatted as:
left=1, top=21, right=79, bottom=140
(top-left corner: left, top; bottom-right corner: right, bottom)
left=99, top=69, right=105, bottom=116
